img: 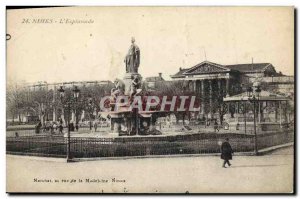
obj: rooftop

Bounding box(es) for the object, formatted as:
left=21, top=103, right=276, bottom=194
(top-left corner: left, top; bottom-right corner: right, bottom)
left=171, top=61, right=275, bottom=78
left=225, top=63, right=271, bottom=72
left=145, top=73, right=165, bottom=82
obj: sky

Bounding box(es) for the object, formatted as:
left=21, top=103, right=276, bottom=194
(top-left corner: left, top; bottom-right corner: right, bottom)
left=7, top=6, right=294, bottom=84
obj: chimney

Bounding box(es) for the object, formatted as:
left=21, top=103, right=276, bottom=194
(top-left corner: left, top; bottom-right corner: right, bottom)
left=158, top=73, right=162, bottom=78
left=179, top=67, right=182, bottom=71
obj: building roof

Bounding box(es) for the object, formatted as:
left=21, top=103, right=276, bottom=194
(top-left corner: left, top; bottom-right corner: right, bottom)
left=171, top=61, right=274, bottom=78
left=145, top=76, right=164, bottom=82
left=172, top=68, right=189, bottom=77
left=225, top=63, right=271, bottom=73
left=184, top=61, right=230, bottom=74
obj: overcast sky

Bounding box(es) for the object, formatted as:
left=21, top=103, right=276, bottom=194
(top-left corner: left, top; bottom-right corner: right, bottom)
left=7, top=6, right=294, bottom=84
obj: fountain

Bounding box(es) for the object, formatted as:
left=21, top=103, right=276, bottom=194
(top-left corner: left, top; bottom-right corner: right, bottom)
left=106, top=38, right=161, bottom=136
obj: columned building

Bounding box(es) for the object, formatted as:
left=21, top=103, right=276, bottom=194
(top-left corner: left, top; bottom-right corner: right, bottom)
left=170, top=61, right=284, bottom=119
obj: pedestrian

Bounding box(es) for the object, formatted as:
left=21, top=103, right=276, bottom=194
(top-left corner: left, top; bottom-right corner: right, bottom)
left=59, top=123, right=63, bottom=134
left=35, top=121, right=41, bottom=134
left=89, top=120, right=92, bottom=131
left=93, top=120, right=98, bottom=132
left=69, top=121, right=75, bottom=132
left=221, top=138, right=234, bottom=168
left=59, top=118, right=63, bottom=125
left=214, top=120, right=219, bottom=132
left=75, top=123, right=79, bottom=132
left=45, top=122, right=50, bottom=132
left=50, top=122, right=54, bottom=135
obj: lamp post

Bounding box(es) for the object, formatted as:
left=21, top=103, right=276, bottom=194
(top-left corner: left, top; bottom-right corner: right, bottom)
left=239, top=102, right=247, bottom=135
left=88, top=95, right=93, bottom=131
left=58, top=85, right=80, bottom=162
left=247, top=85, right=261, bottom=155
left=72, top=86, right=80, bottom=129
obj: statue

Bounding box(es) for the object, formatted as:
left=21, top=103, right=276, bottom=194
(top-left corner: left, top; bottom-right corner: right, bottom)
left=111, top=78, right=125, bottom=101
left=124, top=37, right=140, bottom=73
left=129, top=75, right=140, bottom=99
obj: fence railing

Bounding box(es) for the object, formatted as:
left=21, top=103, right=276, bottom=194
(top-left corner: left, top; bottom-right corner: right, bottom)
left=6, top=131, right=294, bottom=159
left=256, top=131, right=294, bottom=150
left=6, top=136, right=67, bottom=157
left=6, top=125, right=106, bottom=137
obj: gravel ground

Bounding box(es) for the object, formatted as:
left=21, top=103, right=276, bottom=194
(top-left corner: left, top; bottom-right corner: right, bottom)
left=6, top=146, right=294, bottom=193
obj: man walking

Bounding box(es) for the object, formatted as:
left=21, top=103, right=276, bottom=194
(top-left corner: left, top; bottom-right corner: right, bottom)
left=59, top=123, right=63, bottom=134
left=221, top=138, right=234, bottom=168
left=58, top=118, right=63, bottom=134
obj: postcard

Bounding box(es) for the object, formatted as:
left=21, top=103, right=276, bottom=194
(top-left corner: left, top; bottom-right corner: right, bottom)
left=6, top=6, right=294, bottom=193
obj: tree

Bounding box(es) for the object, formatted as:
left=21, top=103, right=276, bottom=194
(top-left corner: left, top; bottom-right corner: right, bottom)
left=6, top=80, right=28, bottom=124
left=145, top=80, right=199, bottom=124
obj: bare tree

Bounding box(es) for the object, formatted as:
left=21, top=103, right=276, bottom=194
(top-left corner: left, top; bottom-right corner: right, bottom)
left=7, top=81, right=28, bottom=124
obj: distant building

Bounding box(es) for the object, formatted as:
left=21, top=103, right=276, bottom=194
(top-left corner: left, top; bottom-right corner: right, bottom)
left=249, top=76, right=294, bottom=97
left=225, top=63, right=279, bottom=77
left=26, top=80, right=113, bottom=91
left=171, top=60, right=294, bottom=118
left=145, top=73, right=165, bottom=89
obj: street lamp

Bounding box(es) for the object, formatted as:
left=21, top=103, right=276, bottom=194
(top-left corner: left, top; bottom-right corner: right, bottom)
left=72, top=86, right=80, bottom=127
left=247, top=84, right=261, bottom=155
left=58, top=85, right=80, bottom=162
left=88, top=95, right=93, bottom=131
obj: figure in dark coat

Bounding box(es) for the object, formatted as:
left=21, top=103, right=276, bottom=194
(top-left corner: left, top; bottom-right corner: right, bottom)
left=59, top=123, right=63, bottom=134
left=69, top=122, right=75, bottom=132
left=35, top=122, right=42, bottom=134
left=221, top=138, right=234, bottom=168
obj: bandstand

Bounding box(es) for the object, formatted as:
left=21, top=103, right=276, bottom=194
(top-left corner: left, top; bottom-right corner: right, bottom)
left=223, top=90, right=292, bottom=133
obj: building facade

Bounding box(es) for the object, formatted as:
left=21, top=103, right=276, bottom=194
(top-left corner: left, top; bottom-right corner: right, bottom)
left=144, top=73, right=165, bottom=89
left=171, top=61, right=293, bottom=119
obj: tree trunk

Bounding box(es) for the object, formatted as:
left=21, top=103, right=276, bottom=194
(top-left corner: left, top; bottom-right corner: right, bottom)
left=61, top=108, right=66, bottom=126
left=40, top=114, right=45, bottom=127
left=18, top=112, right=21, bottom=124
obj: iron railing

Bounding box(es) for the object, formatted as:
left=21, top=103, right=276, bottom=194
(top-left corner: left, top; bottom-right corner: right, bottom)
left=6, top=130, right=294, bottom=158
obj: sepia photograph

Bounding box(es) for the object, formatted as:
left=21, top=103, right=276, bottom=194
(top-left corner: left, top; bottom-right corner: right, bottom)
left=6, top=6, right=294, bottom=193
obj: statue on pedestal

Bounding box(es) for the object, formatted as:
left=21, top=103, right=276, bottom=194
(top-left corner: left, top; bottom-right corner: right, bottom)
left=124, top=37, right=140, bottom=73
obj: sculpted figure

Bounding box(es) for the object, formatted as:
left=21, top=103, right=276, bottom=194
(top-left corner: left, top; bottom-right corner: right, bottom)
left=111, top=78, right=125, bottom=101
left=129, top=75, right=142, bottom=100
left=124, top=37, right=140, bottom=73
